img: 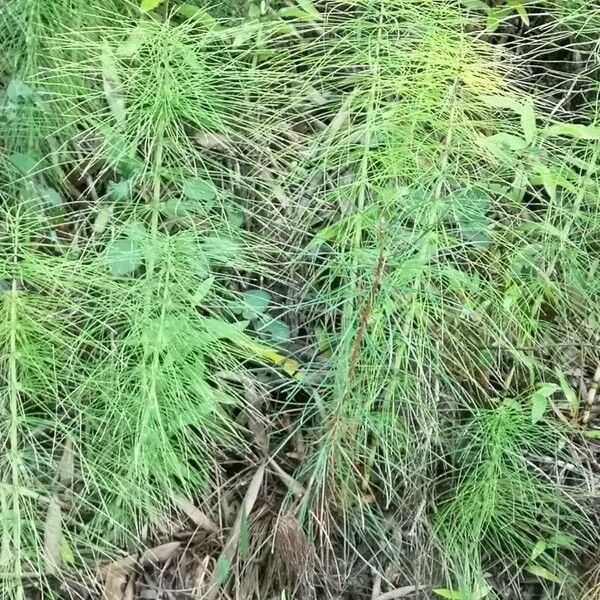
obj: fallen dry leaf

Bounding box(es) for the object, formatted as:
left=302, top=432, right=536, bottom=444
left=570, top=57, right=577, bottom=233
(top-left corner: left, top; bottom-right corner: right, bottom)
left=140, top=541, right=181, bottom=567
left=223, top=464, right=265, bottom=557
left=100, top=541, right=180, bottom=600
left=194, top=132, right=229, bottom=150
left=43, top=497, right=62, bottom=576
left=267, top=457, right=305, bottom=497
left=58, top=438, right=74, bottom=487
left=100, top=541, right=180, bottom=581
left=123, top=576, right=135, bottom=600
left=174, top=496, right=218, bottom=534
left=99, top=555, right=136, bottom=579
left=375, top=586, right=424, bottom=600
left=102, top=563, right=129, bottom=600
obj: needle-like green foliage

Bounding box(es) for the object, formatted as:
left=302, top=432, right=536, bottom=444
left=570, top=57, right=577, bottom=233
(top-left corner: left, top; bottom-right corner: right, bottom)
left=0, top=173, right=119, bottom=598
left=1, top=0, right=290, bottom=589
left=31, top=4, right=287, bottom=538
left=435, top=398, right=587, bottom=598
left=39, top=7, right=295, bottom=186
left=0, top=200, right=66, bottom=600
left=285, top=0, right=532, bottom=529
left=0, top=0, right=134, bottom=155
left=1, top=0, right=599, bottom=597
left=75, top=213, right=266, bottom=537
left=274, top=0, right=600, bottom=587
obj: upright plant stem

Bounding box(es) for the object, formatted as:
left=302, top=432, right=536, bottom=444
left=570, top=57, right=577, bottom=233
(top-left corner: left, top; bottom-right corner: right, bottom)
left=6, top=234, right=24, bottom=600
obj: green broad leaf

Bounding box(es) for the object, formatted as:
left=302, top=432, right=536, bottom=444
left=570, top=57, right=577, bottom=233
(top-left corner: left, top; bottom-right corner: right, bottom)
left=503, top=283, right=521, bottom=312
left=433, top=584, right=490, bottom=599
left=106, top=237, right=144, bottom=277
left=548, top=533, right=576, bottom=549
left=247, top=2, right=261, bottom=18
left=193, top=277, right=214, bottom=305
left=441, top=266, right=481, bottom=292
left=543, top=123, right=600, bottom=140
left=201, top=236, right=240, bottom=266
left=60, top=538, right=75, bottom=565
left=520, top=105, right=537, bottom=143
left=140, top=0, right=166, bottom=12
left=278, top=7, right=314, bottom=18
left=531, top=162, right=558, bottom=201
left=502, top=397, right=522, bottom=411
left=531, top=540, right=547, bottom=560
left=9, top=153, right=38, bottom=177
left=101, top=127, right=142, bottom=177
left=449, top=188, right=491, bottom=245
left=239, top=508, right=250, bottom=561
left=531, top=383, right=560, bottom=424
left=525, top=564, right=562, bottom=583
left=92, top=206, right=113, bottom=234
left=310, top=219, right=351, bottom=246
left=555, top=369, right=579, bottom=416
left=260, top=318, right=291, bottom=343
left=38, top=186, right=63, bottom=208
left=6, top=79, right=34, bottom=102
left=483, top=133, right=529, bottom=161
left=584, top=430, right=600, bottom=440
left=315, top=326, right=332, bottom=355
left=183, top=178, right=217, bottom=203
left=117, top=25, right=145, bottom=57
left=296, top=0, right=321, bottom=17
left=476, top=349, right=494, bottom=371
left=433, top=590, right=462, bottom=599
left=163, top=197, right=208, bottom=218
left=519, top=220, right=568, bottom=242
left=482, top=94, right=526, bottom=114
left=309, top=203, right=383, bottom=249
left=232, top=24, right=258, bottom=47
left=107, top=180, right=132, bottom=202
left=176, top=4, right=222, bottom=29
left=242, top=289, right=271, bottom=316
left=216, top=555, right=230, bottom=585
left=486, top=6, right=512, bottom=31
left=225, top=204, right=244, bottom=229
left=507, top=0, right=529, bottom=24
left=192, top=252, right=211, bottom=278
left=486, top=133, right=527, bottom=151
left=203, top=318, right=250, bottom=343
left=482, top=95, right=536, bottom=143
left=458, top=0, right=490, bottom=12
left=163, top=198, right=191, bottom=218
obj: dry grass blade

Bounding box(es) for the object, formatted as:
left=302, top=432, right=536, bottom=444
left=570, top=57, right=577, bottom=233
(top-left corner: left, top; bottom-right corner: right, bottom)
left=267, top=457, right=305, bottom=497
left=193, top=556, right=212, bottom=599
left=205, top=465, right=266, bottom=598
left=223, top=465, right=266, bottom=558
